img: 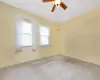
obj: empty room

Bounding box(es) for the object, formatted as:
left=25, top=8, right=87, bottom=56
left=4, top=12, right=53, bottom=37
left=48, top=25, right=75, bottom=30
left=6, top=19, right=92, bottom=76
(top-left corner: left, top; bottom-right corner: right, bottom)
left=0, top=0, right=100, bottom=80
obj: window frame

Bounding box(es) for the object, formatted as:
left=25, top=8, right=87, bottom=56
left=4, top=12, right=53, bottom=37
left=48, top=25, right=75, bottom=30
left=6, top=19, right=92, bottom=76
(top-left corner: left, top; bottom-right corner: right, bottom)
left=15, top=15, right=37, bottom=49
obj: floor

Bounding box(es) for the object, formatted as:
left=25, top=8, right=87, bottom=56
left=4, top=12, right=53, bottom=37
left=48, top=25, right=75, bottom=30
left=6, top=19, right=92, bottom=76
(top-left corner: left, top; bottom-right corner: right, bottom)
left=0, top=55, right=100, bottom=80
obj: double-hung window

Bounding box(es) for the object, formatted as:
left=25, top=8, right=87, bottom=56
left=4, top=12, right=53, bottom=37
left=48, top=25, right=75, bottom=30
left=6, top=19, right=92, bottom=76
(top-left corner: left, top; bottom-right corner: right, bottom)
left=20, top=21, right=32, bottom=47
left=16, top=16, right=36, bottom=52
left=40, top=26, right=50, bottom=46
left=16, top=16, right=50, bottom=53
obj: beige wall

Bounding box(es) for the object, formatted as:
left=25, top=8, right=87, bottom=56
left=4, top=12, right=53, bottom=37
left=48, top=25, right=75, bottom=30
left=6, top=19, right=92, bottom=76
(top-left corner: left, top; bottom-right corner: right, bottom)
left=0, top=2, right=60, bottom=68
left=60, top=7, right=100, bottom=65
left=1, top=2, right=100, bottom=68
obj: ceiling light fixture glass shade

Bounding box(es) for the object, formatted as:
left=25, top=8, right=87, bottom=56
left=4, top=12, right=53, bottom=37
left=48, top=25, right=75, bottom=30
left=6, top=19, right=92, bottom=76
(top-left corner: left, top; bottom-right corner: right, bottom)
left=54, top=0, right=61, bottom=5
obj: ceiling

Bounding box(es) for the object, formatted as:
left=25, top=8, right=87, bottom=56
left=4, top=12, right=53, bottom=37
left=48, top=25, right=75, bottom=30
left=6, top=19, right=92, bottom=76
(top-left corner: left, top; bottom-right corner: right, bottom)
left=1, top=0, right=100, bottom=23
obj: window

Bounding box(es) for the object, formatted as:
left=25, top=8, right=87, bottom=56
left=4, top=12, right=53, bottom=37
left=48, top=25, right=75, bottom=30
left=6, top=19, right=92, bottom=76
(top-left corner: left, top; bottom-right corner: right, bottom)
left=16, top=16, right=37, bottom=53
left=40, top=26, right=50, bottom=46
left=19, top=21, right=32, bottom=47
left=16, top=17, right=34, bottom=49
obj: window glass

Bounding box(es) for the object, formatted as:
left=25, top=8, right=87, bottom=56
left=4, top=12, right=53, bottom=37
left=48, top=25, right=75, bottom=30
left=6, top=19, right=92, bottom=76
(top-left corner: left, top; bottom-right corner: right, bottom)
left=40, top=26, right=50, bottom=46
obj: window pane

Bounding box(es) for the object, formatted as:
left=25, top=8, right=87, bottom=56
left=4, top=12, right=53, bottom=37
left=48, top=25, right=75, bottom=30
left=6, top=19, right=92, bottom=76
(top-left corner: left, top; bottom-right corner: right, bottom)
left=20, top=34, right=32, bottom=46
left=40, top=26, right=49, bottom=36
left=21, top=21, right=32, bottom=34
left=40, top=36, right=49, bottom=45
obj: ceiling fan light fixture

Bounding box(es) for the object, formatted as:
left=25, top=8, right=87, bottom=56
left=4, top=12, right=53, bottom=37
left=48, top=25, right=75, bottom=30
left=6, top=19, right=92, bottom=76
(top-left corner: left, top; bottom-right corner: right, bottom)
left=43, top=0, right=67, bottom=12
left=54, top=0, right=61, bottom=5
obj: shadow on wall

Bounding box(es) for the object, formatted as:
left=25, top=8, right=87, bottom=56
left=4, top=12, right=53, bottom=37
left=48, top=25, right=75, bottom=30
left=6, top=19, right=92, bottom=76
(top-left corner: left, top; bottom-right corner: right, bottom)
left=66, top=34, right=100, bottom=55
left=64, top=14, right=100, bottom=59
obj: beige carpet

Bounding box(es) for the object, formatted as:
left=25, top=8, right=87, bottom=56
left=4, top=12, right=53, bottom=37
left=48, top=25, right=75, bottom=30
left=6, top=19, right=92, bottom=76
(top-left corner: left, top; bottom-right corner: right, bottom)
left=0, top=55, right=100, bottom=80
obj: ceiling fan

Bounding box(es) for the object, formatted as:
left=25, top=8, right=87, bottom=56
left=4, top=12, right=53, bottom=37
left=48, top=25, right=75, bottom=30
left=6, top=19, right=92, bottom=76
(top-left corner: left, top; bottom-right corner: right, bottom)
left=43, top=0, right=68, bottom=12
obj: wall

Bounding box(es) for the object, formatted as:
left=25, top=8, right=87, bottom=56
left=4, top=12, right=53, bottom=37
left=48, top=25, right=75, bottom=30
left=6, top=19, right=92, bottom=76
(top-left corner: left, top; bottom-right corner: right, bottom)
left=0, top=2, right=100, bottom=68
left=60, top=7, right=100, bottom=65
left=0, top=2, right=59, bottom=68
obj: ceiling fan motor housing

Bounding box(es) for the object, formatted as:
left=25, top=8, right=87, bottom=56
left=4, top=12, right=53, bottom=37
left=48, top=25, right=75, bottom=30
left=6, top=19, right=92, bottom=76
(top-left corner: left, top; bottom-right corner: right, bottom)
left=43, top=0, right=67, bottom=12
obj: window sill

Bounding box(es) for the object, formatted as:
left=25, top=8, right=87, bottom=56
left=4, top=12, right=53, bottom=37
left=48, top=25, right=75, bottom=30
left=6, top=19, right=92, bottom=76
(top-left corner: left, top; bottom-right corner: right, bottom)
left=38, top=45, right=51, bottom=47
left=21, top=46, right=32, bottom=48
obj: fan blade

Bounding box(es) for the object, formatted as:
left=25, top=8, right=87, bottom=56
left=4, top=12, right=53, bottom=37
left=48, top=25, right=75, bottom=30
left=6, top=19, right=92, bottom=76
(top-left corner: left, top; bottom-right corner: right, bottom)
left=51, top=4, right=56, bottom=12
left=60, top=2, right=67, bottom=10
left=43, top=0, right=54, bottom=2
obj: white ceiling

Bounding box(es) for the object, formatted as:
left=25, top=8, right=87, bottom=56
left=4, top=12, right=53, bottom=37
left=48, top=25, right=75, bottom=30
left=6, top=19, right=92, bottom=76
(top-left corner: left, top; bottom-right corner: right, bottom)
left=1, top=0, right=100, bottom=22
